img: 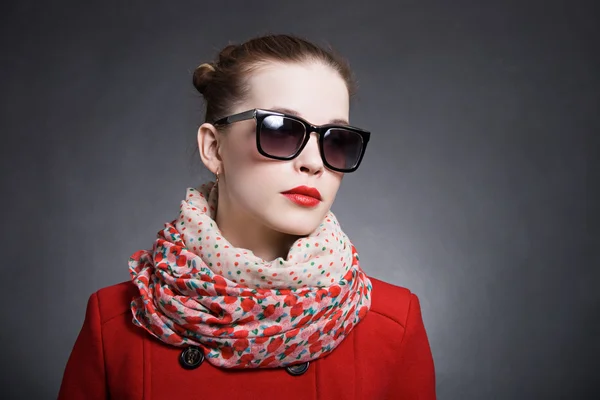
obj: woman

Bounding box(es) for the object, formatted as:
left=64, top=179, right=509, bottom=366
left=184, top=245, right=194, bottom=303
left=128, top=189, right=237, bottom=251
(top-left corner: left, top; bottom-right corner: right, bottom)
left=58, top=34, right=436, bottom=399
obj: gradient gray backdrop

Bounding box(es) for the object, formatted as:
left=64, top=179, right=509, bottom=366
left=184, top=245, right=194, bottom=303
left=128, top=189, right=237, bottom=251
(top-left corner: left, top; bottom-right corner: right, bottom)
left=1, top=0, right=597, bottom=399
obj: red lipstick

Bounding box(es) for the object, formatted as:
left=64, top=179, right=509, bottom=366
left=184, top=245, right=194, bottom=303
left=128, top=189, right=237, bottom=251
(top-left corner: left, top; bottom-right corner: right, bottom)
left=281, top=186, right=322, bottom=207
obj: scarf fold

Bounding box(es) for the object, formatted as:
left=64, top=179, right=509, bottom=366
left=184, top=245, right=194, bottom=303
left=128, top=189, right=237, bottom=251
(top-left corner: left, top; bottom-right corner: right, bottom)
left=129, top=181, right=372, bottom=369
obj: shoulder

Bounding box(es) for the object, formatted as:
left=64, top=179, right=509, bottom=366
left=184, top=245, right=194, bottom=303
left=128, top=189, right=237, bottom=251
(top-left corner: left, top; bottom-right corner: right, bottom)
left=368, top=276, right=419, bottom=329
left=90, top=280, right=138, bottom=324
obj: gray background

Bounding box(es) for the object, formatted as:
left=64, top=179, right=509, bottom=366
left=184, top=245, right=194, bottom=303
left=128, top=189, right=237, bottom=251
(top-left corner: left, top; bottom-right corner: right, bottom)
left=1, top=0, right=597, bottom=398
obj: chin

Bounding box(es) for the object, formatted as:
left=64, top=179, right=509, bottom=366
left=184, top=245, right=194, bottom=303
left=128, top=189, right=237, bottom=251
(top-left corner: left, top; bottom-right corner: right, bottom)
left=268, top=214, right=324, bottom=237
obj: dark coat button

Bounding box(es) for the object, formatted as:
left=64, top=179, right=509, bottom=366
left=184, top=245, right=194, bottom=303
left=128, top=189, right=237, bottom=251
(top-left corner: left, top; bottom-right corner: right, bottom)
left=286, top=361, right=310, bottom=376
left=179, top=346, right=205, bottom=370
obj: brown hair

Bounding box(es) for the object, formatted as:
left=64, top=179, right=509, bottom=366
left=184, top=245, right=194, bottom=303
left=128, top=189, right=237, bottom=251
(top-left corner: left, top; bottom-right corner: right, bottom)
left=192, top=34, right=357, bottom=124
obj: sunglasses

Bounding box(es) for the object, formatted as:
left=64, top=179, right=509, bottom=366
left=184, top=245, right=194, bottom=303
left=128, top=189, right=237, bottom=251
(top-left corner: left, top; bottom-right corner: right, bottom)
left=213, top=109, right=370, bottom=173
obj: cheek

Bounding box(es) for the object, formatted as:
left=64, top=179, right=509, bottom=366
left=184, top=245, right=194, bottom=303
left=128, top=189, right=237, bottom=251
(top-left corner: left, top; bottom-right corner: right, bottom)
left=224, top=147, right=285, bottom=199
left=225, top=148, right=278, bottom=181
left=324, top=175, right=343, bottom=203
left=222, top=132, right=261, bottom=170
left=223, top=127, right=291, bottom=182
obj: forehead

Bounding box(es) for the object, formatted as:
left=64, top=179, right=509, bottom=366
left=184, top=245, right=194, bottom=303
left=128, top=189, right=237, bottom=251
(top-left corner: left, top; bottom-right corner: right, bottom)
left=243, top=61, right=350, bottom=125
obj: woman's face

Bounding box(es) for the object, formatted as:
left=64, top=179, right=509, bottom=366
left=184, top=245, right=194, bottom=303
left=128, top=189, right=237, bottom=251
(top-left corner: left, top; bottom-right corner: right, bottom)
left=216, top=61, right=350, bottom=237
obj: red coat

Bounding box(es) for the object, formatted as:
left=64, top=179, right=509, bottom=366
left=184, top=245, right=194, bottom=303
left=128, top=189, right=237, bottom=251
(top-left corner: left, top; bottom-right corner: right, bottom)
left=58, top=277, right=436, bottom=399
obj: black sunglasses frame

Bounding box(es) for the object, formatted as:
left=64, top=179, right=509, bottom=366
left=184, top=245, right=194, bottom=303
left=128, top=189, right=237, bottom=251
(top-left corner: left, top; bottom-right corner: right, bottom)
left=213, top=108, right=370, bottom=173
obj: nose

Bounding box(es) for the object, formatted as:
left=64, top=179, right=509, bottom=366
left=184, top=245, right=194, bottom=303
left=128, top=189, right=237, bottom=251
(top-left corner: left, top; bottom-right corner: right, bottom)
left=293, top=132, right=324, bottom=175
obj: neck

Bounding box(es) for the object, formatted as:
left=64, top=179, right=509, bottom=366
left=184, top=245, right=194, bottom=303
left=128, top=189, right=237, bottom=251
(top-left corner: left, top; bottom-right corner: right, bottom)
left=215, top=192, right=299, bottom=262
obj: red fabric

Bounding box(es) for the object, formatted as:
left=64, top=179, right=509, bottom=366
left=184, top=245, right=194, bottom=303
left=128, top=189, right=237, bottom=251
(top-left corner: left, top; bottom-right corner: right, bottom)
left=58, top=277, right=436, bottom=399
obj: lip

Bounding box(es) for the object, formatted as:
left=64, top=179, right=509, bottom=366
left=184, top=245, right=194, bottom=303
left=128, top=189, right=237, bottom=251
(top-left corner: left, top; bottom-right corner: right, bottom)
left=281, top=186, right=322, bottom=200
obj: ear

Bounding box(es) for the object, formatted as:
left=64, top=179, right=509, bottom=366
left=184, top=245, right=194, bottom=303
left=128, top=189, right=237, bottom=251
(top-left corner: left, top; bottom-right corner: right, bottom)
left=197, top=123, right=222, bottom=174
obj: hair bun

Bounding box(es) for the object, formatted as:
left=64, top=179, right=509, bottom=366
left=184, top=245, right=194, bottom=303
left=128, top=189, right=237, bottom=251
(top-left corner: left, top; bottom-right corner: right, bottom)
left=217, top=44, right=241, bottom=67
left=193, top=63, right=216, bottom=95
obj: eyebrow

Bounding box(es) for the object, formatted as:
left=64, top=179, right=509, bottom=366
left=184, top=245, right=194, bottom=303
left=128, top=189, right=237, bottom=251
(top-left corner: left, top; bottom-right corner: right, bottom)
left=268, top=107, right=349, bottom=125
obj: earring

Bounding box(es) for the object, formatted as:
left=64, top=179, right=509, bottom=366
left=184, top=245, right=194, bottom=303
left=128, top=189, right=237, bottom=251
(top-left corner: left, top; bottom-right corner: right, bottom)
left=215, top=170, right=220, bottom=187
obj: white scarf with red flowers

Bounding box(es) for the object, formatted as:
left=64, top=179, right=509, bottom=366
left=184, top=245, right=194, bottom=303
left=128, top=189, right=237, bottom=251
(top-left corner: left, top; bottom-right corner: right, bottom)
left=129, top=181, right=372, bottom=369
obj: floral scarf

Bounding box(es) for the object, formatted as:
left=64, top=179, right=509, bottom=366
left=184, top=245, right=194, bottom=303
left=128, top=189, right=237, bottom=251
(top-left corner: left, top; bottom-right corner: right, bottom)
left=129, top=181, right=372, bottom=369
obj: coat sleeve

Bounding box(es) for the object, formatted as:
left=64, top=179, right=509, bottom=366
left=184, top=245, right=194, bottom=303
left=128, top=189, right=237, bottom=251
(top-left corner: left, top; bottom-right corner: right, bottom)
left=394, top=293, right=437, bottom=399
left=58, top=292, right=108, bottom=399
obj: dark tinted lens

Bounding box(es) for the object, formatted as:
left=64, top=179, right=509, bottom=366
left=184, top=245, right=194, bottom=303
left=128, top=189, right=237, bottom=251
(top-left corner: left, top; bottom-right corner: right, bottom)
left=259, top=116, right=306, bottom=158
left=323, top=129, right=364, bottom=170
